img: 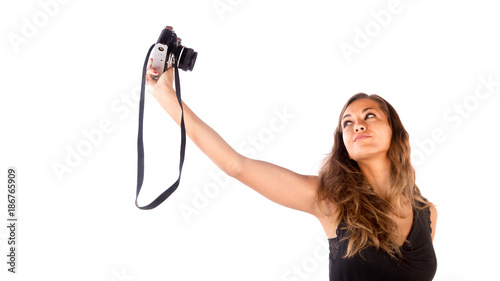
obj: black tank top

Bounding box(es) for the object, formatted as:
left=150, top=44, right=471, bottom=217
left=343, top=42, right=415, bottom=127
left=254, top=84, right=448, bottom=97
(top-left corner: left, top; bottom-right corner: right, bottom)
left=328, top=202, right=437, bottom=281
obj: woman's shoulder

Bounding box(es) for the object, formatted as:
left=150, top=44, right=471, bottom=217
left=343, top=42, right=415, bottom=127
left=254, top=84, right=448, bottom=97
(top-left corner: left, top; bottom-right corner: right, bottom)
left=428, top=203, right=437, bottom=241
left=415, top=197, right=438, bottom=241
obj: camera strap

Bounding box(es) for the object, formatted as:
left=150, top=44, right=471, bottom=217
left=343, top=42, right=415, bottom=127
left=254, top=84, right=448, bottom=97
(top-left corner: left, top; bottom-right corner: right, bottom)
left=135, top=43, right=186, bottom=210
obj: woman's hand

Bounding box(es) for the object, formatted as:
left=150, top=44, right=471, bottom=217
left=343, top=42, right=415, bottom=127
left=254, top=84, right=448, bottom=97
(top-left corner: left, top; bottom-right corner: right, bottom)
left=145, top=58, right=175, bottom=100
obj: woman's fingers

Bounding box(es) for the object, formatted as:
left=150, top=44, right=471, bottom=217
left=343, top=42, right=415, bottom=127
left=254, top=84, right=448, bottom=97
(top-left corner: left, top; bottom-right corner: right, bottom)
left=147, top=58, right=158, bottom=74
left=145, top=58, right=154, bottom=83
left=146, top=64, right=159, bottom=81
left=147, top=57, right=153, bottom=69
left=145, top=69, right=157, bottom=85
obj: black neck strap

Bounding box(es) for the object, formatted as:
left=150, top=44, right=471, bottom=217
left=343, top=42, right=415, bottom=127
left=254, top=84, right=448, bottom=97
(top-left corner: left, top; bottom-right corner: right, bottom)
left=136, top=43, right=186, bottom=210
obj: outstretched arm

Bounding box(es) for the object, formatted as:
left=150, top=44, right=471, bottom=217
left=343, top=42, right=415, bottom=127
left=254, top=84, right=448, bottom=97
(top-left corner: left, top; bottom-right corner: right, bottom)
left=146, top=64, right=319, bottom=216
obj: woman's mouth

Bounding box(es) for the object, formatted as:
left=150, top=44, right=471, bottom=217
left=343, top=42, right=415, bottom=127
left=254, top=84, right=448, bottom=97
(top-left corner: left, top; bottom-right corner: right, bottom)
left=354, top=134, right=372, bottom=142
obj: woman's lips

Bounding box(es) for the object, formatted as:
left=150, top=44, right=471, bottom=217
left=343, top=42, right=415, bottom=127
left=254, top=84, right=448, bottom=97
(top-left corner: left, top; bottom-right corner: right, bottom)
left=354, top=134, right=372, bottom=142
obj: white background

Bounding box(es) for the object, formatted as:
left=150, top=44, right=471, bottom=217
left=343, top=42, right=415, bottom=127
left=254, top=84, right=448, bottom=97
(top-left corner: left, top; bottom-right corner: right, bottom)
left=1, top=0, right=499, bottom=280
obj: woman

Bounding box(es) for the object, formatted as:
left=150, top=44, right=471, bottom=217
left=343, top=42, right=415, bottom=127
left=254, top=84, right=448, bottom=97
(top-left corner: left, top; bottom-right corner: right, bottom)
left=145, top=63, right=438, bottom=281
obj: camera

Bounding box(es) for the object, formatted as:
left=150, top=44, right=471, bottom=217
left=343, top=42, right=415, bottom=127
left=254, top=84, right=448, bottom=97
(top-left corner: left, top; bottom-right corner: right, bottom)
left=151, top=26, right=197, bottom=78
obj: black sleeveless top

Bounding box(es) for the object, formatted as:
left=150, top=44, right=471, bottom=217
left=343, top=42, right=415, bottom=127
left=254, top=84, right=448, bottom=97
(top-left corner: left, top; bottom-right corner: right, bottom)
left=328, top=202, right=437, bottom=281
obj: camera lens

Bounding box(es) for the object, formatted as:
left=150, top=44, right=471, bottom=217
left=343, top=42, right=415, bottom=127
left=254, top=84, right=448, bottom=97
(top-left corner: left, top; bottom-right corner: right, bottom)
left=177, top=47, right=197, bottom=71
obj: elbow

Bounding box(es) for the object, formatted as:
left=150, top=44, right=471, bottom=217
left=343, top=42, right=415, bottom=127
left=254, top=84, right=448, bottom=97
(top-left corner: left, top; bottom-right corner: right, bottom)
left=225, top=156, right=245, bottom=178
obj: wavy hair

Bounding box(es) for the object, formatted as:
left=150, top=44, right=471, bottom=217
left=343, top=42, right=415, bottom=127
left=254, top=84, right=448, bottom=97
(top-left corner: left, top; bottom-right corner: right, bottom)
left=317, top=93, right=431, bottom=259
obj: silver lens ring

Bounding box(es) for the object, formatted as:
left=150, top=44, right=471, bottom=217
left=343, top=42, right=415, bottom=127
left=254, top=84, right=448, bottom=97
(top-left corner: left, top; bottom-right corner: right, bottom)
left=177, top=46, right=185, bottom=67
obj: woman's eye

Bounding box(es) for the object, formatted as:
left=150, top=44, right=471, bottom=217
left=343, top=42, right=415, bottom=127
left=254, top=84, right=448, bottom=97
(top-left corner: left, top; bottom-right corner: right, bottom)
left=343, top=113, right=375, bottom=128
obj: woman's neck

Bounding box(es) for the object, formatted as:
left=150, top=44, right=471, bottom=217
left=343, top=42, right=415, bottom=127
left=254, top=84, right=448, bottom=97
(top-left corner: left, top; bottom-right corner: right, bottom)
left=357, top=155, right=392, bottom=199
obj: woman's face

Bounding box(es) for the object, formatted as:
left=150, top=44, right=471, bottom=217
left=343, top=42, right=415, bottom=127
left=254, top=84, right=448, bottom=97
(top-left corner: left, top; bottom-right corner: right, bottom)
left=341, top=98, right=392, bottom=162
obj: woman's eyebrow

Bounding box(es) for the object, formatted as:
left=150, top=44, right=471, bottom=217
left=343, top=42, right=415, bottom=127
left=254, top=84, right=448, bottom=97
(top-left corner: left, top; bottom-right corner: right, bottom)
left=342, top=107, right=373, bottom=120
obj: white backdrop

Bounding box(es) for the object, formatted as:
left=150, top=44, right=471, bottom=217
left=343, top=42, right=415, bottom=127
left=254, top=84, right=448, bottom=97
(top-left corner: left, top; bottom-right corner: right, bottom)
left=1, top=0, right=499, bottom=280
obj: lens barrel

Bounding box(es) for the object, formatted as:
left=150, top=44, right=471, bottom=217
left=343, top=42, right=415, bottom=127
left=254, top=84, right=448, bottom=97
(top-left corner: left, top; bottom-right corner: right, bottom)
left=177, top=47, right=197, bottom=71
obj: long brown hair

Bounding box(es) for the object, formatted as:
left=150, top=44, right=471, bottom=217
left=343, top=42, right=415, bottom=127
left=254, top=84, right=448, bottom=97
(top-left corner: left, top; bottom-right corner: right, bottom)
left=317, top=93, right=431, bottom=259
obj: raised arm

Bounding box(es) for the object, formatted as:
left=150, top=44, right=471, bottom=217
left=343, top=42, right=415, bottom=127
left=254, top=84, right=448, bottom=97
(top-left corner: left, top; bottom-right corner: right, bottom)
left=146, top=64, right=319, bottom=215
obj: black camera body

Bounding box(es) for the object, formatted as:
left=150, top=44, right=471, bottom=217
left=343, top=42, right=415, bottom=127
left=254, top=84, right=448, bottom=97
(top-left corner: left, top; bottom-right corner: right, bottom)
left=151, top=26, right=197, bottom=78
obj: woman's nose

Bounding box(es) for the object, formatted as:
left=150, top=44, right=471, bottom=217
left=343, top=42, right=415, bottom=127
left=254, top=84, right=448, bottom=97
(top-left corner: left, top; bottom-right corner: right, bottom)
left=354, top=122, right=366, bottom=132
